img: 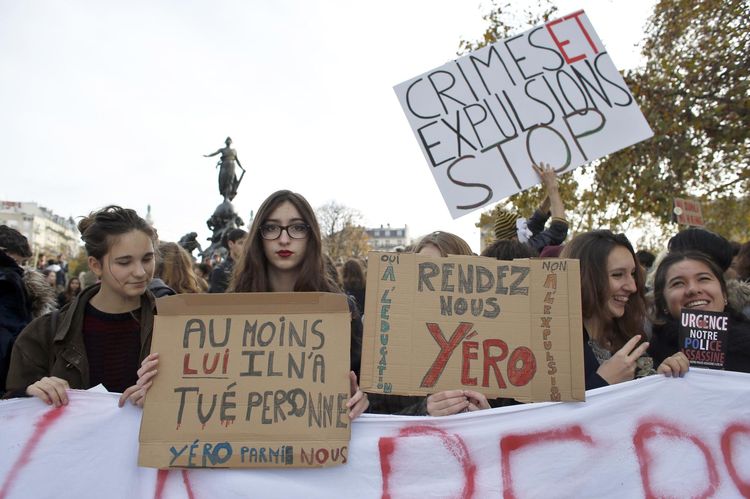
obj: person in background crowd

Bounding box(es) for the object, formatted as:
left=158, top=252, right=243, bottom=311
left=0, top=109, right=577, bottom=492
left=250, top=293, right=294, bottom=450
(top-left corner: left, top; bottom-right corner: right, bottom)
left=208, top=228, right=246, bottom=293
left=5, top=206, right=159, bottom=408
left=669, top=228, right=750, bottom=319
left=493, top=163, right=568, bottom=254
left=155, top=242, right=206, bottom=294
left=1, top=226, right=57, bottom=395
left=481, top=239, right=538, bottom=260
left=55, top=253, right=69, bottom=289
left=135, top=190, right=369, bottom=420
left=648, top=251, right=750, bottom=373
left=42, top=269, right=57, bottom=289
left=561, top=230, right=688, bottom=390
left=636, top=250, right=656, bottom=273
left=342, top=259, right=366, bottom=317
left=57, top=276, right=81, bottom=308
left=323, top=253, right=343, bottom=291
left=194, top=262, right=212, bottom=282
left=735, top=241, right=750, bottom=283
left=413, top=230, right=474, bottom=257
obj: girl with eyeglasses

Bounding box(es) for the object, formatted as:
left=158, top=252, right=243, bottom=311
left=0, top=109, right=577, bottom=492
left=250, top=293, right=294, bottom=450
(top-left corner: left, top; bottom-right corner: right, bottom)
left=228, top=190, right=368, bottom=419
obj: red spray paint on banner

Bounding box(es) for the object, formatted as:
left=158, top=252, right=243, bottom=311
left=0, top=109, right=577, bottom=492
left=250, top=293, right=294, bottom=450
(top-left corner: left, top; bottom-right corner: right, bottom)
left=0, top=406, right=67, bottom=499
left=379, top=425, right=476, bottom=499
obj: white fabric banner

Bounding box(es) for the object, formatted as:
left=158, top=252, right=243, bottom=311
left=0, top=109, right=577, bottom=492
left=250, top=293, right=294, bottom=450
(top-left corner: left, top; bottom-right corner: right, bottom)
left=1, top=369, right=749, bottom=499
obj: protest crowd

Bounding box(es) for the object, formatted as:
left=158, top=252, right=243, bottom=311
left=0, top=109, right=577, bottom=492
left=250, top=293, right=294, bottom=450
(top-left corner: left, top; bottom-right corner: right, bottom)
left=2, top=159, right=749, bottom=415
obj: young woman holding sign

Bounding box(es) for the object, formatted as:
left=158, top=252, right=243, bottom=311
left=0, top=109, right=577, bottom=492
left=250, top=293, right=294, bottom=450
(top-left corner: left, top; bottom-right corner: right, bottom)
left=560, top=230, right=689, bottom=388
left=228, top=189, right=368, bottom=419
left=648, top=251, right=750, bottom=373
left=6, top=206, right=159, bottom=408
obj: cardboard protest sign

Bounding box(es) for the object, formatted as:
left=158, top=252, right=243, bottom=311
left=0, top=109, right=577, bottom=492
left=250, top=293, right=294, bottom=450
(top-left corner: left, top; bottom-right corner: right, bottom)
left=394, top=10, right=653, bottom=218
left=673, top=197, right=705, bottom=227
left=360, top=252, right=585, bottom=402
left=139, top=292, right=352, bottom=469
left=679, top=309, right=729, bottom=369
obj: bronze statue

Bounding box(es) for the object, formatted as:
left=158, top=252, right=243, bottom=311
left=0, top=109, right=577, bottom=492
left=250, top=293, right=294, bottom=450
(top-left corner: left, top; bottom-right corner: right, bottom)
left=204, top=137, right=245, bottom=202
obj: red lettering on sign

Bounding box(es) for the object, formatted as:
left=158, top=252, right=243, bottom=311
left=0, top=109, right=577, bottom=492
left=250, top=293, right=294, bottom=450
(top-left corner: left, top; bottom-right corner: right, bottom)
left=546, top=10, right=599, bottom=64
left=482, top=339, right=508, bottom=388
left=421, top=322, right=474, bottom=387
left=461, top=341, right=479, bottom=386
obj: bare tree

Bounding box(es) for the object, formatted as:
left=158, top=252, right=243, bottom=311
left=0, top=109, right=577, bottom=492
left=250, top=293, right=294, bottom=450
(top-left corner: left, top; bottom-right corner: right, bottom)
left=316, top=201, right=371, bottom=262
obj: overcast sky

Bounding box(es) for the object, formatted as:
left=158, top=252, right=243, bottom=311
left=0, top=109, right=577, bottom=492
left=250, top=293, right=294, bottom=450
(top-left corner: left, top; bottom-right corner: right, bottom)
left=0, top=0, right=655, bottom=252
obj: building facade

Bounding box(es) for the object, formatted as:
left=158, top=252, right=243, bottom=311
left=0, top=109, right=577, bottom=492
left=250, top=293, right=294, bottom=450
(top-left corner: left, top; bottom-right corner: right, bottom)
left=0, top=200, right=80, bottom=258
left=366, top=224, right=409, bottom=252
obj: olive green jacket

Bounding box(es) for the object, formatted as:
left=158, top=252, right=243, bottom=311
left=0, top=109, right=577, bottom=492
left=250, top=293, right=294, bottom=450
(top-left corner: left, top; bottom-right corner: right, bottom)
left=5, top=283, right=155, bottom=395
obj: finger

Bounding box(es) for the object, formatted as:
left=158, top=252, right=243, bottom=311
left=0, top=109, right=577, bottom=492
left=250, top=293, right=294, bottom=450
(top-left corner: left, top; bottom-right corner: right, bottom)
left=141, top=352, right=159, bottom=366
left=35, top=380, right=60, bottom=406
left=349, top=396, right=369, bottom=420
left=348, top=371, right=358, bottom=397
left=627, top=341, right=650, bottom=360
left=464, top=390, right=490, bottom=410
left=671, top=353, right=690, bottom=376
left=137, top=368, right=159, bottom=387
left=657, top=360, right=676, bottom=377
left=27, top=385, right=52, bottom=405
left=137, top=359, right=160, bottom=378
left=431, top=400, right=469, bottom=416
left=47, top=379, right=68, bottom=407
left=429, top=398, right=468, bottom=416
left=618, top=335, right=642, bottom=355
left=428, top=390, right=465, bottom=403
left=130, top=387, right=146, bottom=406
left=346, top=390, right=364, bottom=408
left=428, top=394, right=466, bottom=410
left=466, top=403, right=480, bottom=412
left=119, top=385, right=139, bottom=408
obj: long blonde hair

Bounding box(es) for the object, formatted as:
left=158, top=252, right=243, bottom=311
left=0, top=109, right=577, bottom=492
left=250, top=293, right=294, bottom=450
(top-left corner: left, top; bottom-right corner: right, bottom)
left=156, top=242, right=206, bottom=293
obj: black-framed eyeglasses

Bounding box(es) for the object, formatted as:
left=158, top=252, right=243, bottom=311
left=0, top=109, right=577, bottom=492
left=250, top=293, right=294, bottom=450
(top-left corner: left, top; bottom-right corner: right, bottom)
left=260, top=223, right=310, bottom=240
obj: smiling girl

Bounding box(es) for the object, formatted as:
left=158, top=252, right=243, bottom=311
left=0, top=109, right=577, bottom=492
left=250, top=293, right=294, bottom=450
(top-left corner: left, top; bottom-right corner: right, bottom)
left=561, top=230, right=688, bottom=388
left=650, top=251, right=750, bottom=373
left=6, top=206, right=159, bottom=407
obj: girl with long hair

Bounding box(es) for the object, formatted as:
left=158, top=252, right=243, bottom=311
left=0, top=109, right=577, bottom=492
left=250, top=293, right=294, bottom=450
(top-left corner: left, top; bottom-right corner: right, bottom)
left=560, top=230, right=688, bottom=388
left=229, top=190, right=367, bottom=419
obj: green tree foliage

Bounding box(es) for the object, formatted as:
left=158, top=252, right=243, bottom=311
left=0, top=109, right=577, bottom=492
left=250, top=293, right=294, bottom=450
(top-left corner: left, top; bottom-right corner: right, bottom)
left=595, top=0, right=749, bottom=240
left=468, top=0, right=750, bottom=242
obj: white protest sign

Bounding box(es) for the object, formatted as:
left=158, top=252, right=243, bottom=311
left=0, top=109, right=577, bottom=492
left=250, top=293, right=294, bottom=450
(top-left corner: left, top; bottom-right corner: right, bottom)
left=2, top=370, right=750, bottom=498
left=394, top=10, right=653, bottom=218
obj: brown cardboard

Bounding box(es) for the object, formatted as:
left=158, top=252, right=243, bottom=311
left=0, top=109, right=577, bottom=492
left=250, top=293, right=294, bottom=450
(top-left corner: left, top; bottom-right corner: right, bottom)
left=361, top=252, right=585, bottom=402
left=138, top=292, right=352, bottom=469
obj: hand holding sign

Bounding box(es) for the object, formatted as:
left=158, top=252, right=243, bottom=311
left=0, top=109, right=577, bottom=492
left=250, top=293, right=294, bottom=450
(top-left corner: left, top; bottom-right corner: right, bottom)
left=118, top=352, right=159, bottom=408
left=346, top=371, right=369, bottom=419
left=26, top=376, right=69, bottom=407
left=656, top=352, right=690, bottom=377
